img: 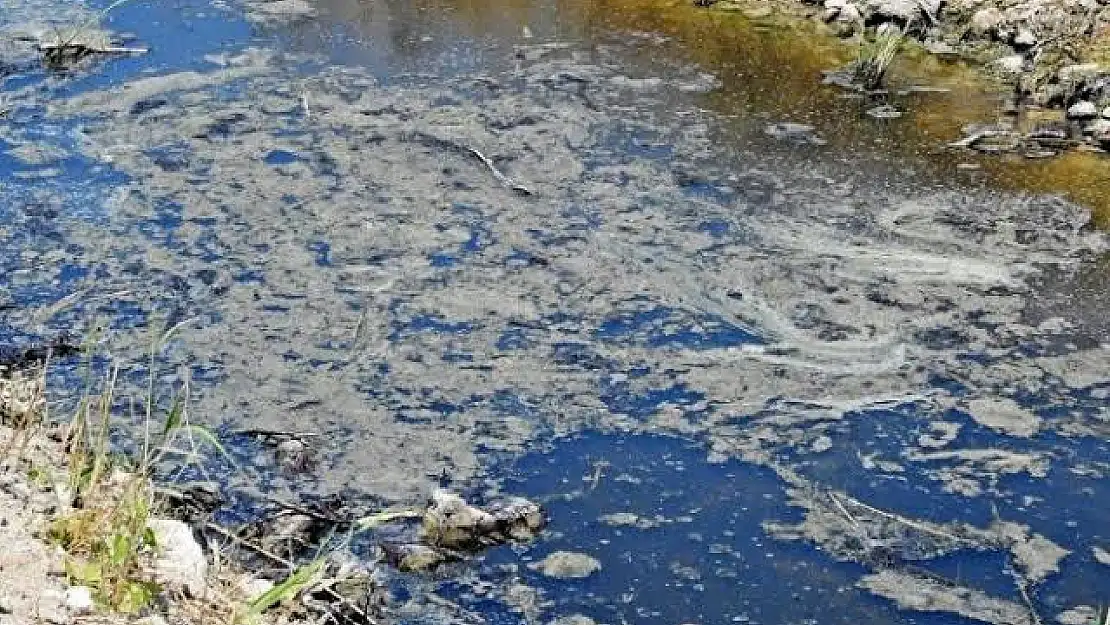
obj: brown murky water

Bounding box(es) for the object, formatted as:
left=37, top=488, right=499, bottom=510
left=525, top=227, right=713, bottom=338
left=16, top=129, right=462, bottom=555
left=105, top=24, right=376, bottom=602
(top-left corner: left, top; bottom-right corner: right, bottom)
left=296, top=0, right=1110, bottom=226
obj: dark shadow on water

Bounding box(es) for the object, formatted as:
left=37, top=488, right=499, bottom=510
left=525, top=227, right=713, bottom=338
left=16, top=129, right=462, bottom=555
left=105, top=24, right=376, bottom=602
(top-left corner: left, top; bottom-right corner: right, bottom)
left=459, top=431, right=998, bottom=625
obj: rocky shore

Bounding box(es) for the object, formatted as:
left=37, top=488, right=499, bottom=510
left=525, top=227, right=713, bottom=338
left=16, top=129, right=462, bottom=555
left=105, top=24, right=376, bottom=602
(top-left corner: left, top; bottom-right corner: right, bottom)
left=707, top=0, right=1110, bottom=153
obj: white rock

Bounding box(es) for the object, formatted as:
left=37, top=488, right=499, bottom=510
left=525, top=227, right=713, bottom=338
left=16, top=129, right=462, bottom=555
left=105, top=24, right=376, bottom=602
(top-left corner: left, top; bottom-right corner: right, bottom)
left=1013, top=29, right=1036, bottom=47
left=864, top=0, right=919, bottom=22
left=147, top=518, right=207, bottom=598
left=992, top=54, right=1025, bottom=75
left=970, top=7, right=1002, bottom=36
left=65, top=586, right=94, bottom=615
left=1067, top=101, right=1098, bottom=119
left=838, top=3, right=862, bottom=22
left=1101, top=106, right=1110, bottom=119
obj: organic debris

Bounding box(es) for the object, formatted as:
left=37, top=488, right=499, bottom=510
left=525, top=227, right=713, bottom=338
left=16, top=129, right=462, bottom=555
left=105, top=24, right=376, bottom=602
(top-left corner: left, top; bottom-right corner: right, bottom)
left=235, top=429, right=320, bottom=475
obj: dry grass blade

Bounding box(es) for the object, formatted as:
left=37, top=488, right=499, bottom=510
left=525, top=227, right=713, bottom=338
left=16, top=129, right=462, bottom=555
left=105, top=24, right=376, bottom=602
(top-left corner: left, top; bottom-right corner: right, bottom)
left=1, top=360, right=48, bottom=459
left=838, top=492, right=972, bottom=544
left=355, top=509, right=424, bottom=531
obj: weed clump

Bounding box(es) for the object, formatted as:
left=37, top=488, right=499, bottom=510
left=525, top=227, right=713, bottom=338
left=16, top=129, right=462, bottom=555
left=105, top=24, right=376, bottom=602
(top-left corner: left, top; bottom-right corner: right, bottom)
left=852, top=25, right=904, bottom=90
left=43, top=320, right=224, bottom=614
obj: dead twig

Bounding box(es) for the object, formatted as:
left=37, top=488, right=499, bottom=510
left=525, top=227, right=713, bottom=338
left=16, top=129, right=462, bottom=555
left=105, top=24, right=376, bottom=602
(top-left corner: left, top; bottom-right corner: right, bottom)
left=405, top=132, right=535, bottom=196
left=838, top=493, right=972, bottom=545
left=828, top=491, right=862, bottom=530
left=39, top=42, right=148, bottom=55
left=465, top=147, right=534, bottom=196
left=1008, top=569, right=1043, bottom=625
left=234, top=428, right=322, bottom=439
left=259, top=492, right=346, bottom=524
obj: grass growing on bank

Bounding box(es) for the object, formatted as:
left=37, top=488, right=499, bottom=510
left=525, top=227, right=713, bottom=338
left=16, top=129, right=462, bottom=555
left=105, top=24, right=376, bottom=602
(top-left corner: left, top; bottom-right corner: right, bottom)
left=852, top=25, right=904, bottom=89
left=37, top=320, right=225, bottom=614
left=0, top=327, right=365, bottom=623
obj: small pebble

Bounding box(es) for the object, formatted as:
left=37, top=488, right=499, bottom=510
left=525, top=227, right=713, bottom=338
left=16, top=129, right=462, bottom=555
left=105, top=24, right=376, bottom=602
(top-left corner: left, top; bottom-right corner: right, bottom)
left=1067, top=101, right=1097, bottom=119
left=1013, top=29, right=1037, bottom=48
left=64, top=586, right=94, bottom=615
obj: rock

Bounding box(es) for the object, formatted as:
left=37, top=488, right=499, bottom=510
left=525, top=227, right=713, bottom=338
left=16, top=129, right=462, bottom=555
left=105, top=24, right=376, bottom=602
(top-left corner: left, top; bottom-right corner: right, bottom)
left=837, top=3, right=862, bottom=22
left=1102, top=106, right=1110, bottom=119
left=764, top=122, right=827, bottom=145
left=969, top=8, right=1002, bottom=37
left=866, top=104, right=903, bottom=119
left=991, top=55, right=1025, bottom=76
left=487, top=496, right=546, bottom=540
left=422, top=491, right=545, bottom=547
left=529, top=551, right=601, bottom=579
left=925, top=40, right=958, bottom=56
left=1067, top=101, right=1098, bottom=119
left=1058, top=63, right=1103, bottom=83
left=64, top=585, right=94, bottom=615
left=147, top=518, right=207, bottom=598
left=863, top=0, right=938, bottom=22
left=1083, top=118, right=1110, bottom=136
left=422, top=491, right=497, bottom=547
left=134, top=616, right=169, bottom=625
left=275, top=438, right=315, bottom=473
left=1012, top=29, right=1036, bottom=49
left=382, top=543, right=455, bottom=572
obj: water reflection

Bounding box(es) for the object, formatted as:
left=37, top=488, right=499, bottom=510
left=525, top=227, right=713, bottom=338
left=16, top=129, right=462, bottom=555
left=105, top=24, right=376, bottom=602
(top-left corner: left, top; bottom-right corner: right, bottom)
left=278, top=0, right=1108, bottom=225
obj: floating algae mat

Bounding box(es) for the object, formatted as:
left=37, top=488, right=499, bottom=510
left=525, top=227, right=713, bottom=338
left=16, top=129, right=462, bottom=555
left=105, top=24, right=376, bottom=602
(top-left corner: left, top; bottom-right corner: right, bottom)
left=1, top=0, right=1109, bottom=623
